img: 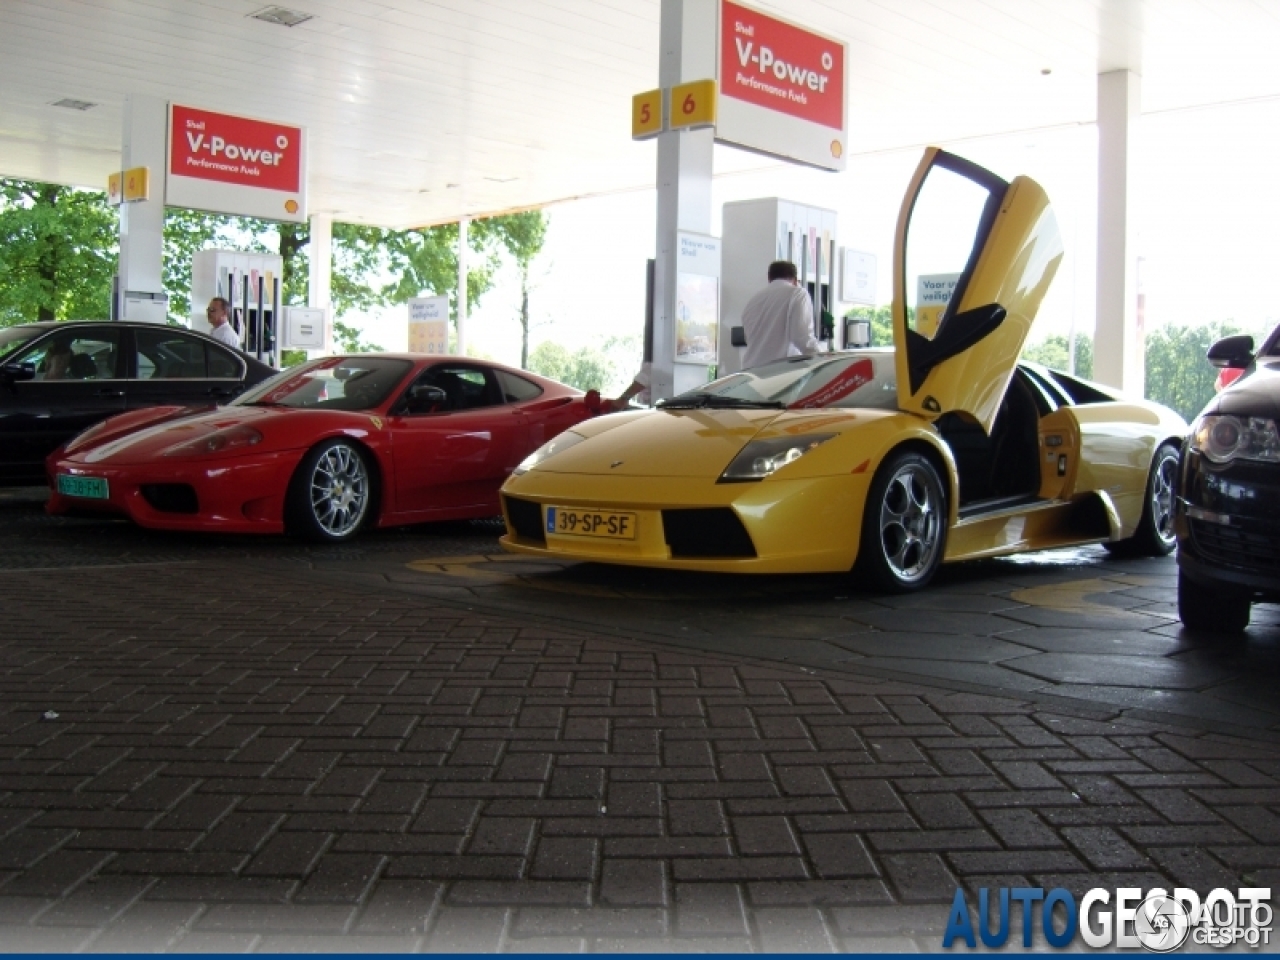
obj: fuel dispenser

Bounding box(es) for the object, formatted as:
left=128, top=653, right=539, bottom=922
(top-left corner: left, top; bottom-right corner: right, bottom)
left=718, top=199, right=839, bottom=377
left=190, top=249, right=284, bottom=367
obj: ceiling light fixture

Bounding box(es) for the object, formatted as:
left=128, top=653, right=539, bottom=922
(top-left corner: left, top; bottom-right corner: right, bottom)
left=1040, top=68, right=1052, bottom=76
left=484, top=175, right=518, bottom=183
left=250, top=6, right=313, bottom=27
left=51, top=98, right=97, bottom=111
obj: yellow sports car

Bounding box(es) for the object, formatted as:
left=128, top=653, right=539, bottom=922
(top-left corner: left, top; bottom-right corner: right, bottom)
left=499, top=148, right=1188, bottom=591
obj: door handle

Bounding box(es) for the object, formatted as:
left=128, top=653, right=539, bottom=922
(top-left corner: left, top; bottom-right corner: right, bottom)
left=95, top=387, right=124, bottom=398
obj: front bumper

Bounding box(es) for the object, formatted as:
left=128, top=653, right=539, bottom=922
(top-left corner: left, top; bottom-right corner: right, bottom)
left=499, top=471, right=871, bottom=574
left=47, top=451, right=299, bottom=534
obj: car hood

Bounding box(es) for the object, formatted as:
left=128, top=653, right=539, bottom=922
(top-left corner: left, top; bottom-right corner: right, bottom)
left=1209, top=357, right=1280, bottom=421
left=536, top=406, right=863, bottom=478
left=64, top=405, right=376, bottom=465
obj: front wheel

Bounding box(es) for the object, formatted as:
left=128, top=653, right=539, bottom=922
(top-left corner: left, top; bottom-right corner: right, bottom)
left=857, top=450, right=947, bottom=593
left=1105, top=442, right=1179, bottom=557
left=287, top=439, right=374, bottom=542
left=1178, top=569, right=1250, bottom=634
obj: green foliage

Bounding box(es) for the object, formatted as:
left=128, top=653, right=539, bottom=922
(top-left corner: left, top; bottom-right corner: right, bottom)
left=1022, top=333, right=1094, bottom=379
left=0, top=179, right=117, bottom=324
left=528, top=341, right=611, bottom=391
left=1143, top=321, right=1256, bottom=421
left=333, top=319, right=383, bottom=354
left=479, top=211, right=548, bottom=368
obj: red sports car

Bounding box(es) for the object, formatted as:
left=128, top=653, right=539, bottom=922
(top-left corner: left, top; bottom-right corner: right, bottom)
left=47, top=354, right=601, bottom=541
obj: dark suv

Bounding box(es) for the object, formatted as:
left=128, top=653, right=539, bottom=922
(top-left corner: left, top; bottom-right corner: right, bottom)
left=1175, top=324, right=1280, bottom=632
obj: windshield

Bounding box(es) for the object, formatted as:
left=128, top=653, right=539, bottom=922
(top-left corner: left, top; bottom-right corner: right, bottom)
left=232, top=356, right=413, bottom=411
left=0, top=326, right=42, bottom=361
left=667, top=352, right=899, bottom=410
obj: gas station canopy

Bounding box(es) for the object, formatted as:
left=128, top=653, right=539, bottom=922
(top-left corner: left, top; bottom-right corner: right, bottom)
left=3, top=0, right=1280, bottom=228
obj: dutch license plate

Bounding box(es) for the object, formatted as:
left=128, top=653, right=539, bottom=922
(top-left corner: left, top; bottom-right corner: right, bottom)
left=545, top=506, right=637, bottom=540
left=56, top=474, right=109, bottom=499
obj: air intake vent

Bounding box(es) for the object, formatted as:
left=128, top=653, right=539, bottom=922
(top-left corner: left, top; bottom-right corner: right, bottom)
left=51, top=98, right=97, bottom=111
left=250, top=6, right=313, bottom=27
left=662, top=508, right=756, bottom=558
left=503, top=496, right=545, bottom=545
left=141, top=484, right=199, bottom=515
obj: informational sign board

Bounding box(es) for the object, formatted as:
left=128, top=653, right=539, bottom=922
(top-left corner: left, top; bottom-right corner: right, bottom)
left=916, top=272, right=961, bottom=339
left=841, top=249, right=877, bottom=306
left=716, top=0, right=847, bottom=171
left=408, top=296, right=450, bottom=354
left=166, top=104, right=307, bottom=223
left=675, top=232, right=721, bottom=365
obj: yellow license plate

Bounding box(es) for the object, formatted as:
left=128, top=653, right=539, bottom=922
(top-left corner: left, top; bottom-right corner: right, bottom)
left=56, top=474, right=109, bottom=499
left=545, top=506, right=637, bottom=540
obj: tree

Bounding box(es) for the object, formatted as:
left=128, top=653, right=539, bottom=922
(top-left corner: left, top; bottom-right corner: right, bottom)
left=528, top=341, right=612, bottom=391
left=1023, top=333, right=1094, bottom=379
left=841, top=305, right=893, bottom=347
left=333, top=319, right=383, bottom=353
left=480, top=211, right=548, bottom=368
left=1143, top=321, right=1252, bottom=421
left=0, top=179, right=117, bottom=324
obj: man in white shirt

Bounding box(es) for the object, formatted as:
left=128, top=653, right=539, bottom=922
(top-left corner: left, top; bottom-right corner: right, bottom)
left=740, top=261, right=823, bottom=369
left=206, top=298, right=241, bottom=350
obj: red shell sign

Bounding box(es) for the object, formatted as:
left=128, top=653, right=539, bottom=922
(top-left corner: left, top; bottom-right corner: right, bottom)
left=720, top=0, right=845, bottom=131
left=169, top=104, right=302, bottom=193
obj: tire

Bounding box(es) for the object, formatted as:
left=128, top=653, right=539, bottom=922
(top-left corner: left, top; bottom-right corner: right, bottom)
left=1178, top=569, right=1250, bottom=634
left=857, top=450, right=947, bottom=593
left=1104, top=442, right=1179, bottom=557
left=286, top=439, right=374, bottom=543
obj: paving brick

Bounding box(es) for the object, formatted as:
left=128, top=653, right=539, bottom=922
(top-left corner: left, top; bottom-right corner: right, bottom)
left=243, top=832, right=331, bottom=877
left=466, top=817, right=535, bottom=856
left=667, top=798, right=727, bottom=836
left=978, top=809, right=1063, bottom=848
left=804, top=833, right=879, bottom=878
left=674, top=882, right=748, bottom=936
left=600, top=858, right=667, bottom=906
left=530, top=836, right=597, bottom=880
left=880, top=852, right=959, bottom=903
left=733, top=816, right=800, bottom=856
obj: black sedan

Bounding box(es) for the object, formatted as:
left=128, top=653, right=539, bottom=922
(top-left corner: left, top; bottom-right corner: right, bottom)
left=1175, top=324, right=1280, bottom=633
left=0, top=321, right=276, bottom=486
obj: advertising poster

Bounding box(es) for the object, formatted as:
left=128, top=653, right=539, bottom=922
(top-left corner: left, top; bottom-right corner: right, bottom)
left=167, top=104, right=307, bottom=223
left=916, top=272, right=960, bottom=339
left=716, top=0, right=848, bottom=171
left=675, top=233, right=721, bottom=365
left=408, top=296, right=450, bottom=354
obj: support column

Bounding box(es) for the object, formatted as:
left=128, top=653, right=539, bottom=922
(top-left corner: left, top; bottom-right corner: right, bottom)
left=307, top=213, right=332, bottom=311
left=118, top=95, right=168, bottom=323
left=1094, top=70, right=1143, bottom=394
left=456, top=216, right=469, bottom=356
left=652, top=0, right=716, bottom=402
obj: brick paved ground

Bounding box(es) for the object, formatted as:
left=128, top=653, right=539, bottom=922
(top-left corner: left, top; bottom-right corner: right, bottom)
left=4, top=562, right=1280, bottom=951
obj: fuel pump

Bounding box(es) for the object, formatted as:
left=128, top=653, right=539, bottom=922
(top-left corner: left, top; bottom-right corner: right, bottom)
left=191, top=250, right=283, bottom=367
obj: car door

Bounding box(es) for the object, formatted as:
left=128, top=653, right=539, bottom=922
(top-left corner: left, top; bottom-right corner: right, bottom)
left=894, top=148, right=1064, bottom=433
left=387, top=363, right=529, bottom=516
left=0, top=326, right=126, bottom=481
left=127, top=326, right=248, bottom=411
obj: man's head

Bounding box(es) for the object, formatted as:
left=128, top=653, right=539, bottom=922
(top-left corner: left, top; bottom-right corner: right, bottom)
left=767, top=261, right=799, bottom=284
left=206, top=298, right=230, bottom=326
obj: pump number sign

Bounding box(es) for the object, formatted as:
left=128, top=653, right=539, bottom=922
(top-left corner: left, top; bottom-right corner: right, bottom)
left=167, top=104, right=307, bottom=223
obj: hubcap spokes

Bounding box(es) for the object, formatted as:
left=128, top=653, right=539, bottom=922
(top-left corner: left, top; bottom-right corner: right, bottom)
left=311, top=446, right=368, bottom=536
left=880, top=465, right=940, bottom=582
left=1151, top=452, right=1177, bottom=545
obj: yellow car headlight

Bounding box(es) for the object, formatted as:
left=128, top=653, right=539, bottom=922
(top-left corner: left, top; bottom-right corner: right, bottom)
left=513, top=431, right=585, bottom=476
left=719, top=434, right=835, bottom=483
left=1190, top=415, right=1280, bottom=464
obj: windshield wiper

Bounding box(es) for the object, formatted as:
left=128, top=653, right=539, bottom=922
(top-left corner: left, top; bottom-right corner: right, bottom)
left=658, top=394, right=784, bottom=410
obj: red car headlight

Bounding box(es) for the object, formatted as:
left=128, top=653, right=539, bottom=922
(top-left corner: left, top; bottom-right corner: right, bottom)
left=162, top=425, right=264, bottom=458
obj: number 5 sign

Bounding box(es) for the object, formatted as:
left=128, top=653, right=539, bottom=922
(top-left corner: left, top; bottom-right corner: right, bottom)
left=670, top=79, right=717, bottom=130
left=632, top=89, right=663, bottom=140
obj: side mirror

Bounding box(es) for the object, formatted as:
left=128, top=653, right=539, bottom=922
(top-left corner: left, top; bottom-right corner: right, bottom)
left=730, top=326, right=747, bottom=348
left=0, top=361, right=35, bottom=383
left=1207, top=334, right=1254, bottom=370
left=405, top=383, right=446, bottom=412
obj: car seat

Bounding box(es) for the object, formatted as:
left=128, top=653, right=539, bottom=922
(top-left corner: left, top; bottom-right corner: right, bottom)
left=68, top=353, right=98, bottom=379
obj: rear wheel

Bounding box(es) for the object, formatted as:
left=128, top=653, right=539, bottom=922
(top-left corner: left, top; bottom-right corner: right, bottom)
left=287, top=439, right=373, bottom=542
left=1105, top=442, right=1179, bottom=557
left=857, top=450, right=947, bottom=593
left=1178, top=569, right=1250, bottom=634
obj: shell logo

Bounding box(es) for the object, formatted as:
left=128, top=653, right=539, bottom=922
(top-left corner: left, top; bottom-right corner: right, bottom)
left=831, top=140, right=843, bottom=158
left=284, top=199, right=299, bottom=214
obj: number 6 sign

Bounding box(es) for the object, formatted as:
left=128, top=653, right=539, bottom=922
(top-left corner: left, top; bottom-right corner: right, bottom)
left=670, top=79, right=717, bottom=130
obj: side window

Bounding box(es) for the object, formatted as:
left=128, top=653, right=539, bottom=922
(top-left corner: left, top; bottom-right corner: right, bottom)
left=418, top=365, right=501, bottom=411
left=135, top=328, right=209, bottom=379
left=17, top=328, right=121, bottom=381
left=207, top=344, right=241, bottom=379
left=496, top=370, right=544, bottom=403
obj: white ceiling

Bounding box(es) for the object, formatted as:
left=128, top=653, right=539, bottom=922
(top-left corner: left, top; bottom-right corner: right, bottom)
left=3, top=0, right=1280, bottom=229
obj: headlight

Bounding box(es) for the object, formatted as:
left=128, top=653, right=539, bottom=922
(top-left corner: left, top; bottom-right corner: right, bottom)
left=162, top=425, right=263, bottom=458
left=719, top=434, right=835, bottom=482
left=1190, top=415, right=1280, bottom=464
left=513, top=431, right=585, bottom=476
